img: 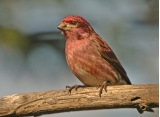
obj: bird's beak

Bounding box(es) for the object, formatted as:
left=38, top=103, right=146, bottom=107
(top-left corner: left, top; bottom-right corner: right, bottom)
left=57, top=22, right=67, bottom=31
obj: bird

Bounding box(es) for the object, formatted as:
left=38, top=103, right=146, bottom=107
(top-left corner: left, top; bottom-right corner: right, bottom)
left=57, top=15, right=155, bottom=114
left=57, top=15, right=132, bottom=97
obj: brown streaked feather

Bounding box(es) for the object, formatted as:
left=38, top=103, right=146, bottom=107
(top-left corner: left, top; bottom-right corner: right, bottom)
left=95, top=35, right=132, bottom=84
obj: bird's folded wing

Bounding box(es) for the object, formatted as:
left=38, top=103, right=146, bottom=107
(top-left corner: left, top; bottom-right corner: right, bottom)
left=95, top=36, right=132, bottom=84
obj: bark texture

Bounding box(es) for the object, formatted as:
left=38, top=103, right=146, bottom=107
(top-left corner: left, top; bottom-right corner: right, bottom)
left=0, top=84, right=158, bottom=117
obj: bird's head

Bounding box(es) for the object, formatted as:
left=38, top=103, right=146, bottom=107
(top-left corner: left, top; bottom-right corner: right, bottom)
left=57, top=15, right=94, bottom=39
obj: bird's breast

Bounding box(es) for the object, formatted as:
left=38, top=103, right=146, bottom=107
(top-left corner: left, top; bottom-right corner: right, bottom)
left=65, top=40, right=122, bottom=86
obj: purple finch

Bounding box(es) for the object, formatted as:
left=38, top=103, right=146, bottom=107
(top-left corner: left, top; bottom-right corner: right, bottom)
left=57, top=15, right=154, bottom=114
left=57, top=15, right=131, bottom=94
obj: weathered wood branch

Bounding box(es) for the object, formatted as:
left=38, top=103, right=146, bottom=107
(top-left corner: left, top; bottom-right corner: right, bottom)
left=0, top=84, right=158, bottom=117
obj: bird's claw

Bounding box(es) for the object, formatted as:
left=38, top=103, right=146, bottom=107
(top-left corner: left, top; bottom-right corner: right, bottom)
left=66, top=85, right=85, bottom=95
left=97, top=81, right=108, bottom=97
left=96, top=84, right=101, bottom=89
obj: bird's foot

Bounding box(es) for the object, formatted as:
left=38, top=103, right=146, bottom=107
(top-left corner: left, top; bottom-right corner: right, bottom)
left=66, top=85, right=85, bottom=95
left=97, top=80, right=110, bottom=97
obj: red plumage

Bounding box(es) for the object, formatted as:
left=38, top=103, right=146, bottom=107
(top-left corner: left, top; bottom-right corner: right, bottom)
left=57, top=15, right=155, bottom=114
left=57, top=15, right=131, bottom=87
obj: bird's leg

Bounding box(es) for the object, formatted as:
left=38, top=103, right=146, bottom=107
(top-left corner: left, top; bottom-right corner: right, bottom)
left=66, top=84, right=85, bottom=95
left=98, top=80, right=110, bottom=97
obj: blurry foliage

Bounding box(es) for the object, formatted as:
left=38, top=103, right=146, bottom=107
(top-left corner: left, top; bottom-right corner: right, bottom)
left=144, top=0, right=159, bottom=24
left=0, top=28, right=30, bottom=51
left=0, top=27, right=65, bottom=57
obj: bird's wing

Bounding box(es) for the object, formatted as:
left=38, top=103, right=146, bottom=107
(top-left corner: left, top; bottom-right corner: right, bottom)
left=95, top=36, right=132, bottom=84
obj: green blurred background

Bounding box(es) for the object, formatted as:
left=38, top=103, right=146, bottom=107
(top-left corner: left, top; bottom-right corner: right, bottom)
left=0, top=0, right=158, bottom=117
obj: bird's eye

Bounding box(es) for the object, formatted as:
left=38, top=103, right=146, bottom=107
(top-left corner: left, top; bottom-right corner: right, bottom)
left=71, top=21, right=77, bottom=25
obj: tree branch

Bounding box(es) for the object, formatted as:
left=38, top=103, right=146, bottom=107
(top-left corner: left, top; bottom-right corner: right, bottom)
left=0, top=84, right=158, bottom=117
